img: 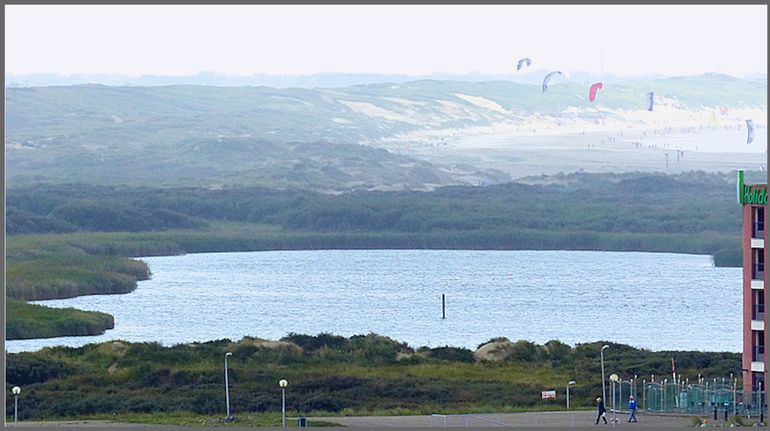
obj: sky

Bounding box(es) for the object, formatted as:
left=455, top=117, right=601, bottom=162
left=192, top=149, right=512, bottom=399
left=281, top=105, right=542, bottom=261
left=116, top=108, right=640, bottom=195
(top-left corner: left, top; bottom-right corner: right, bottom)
left=4, top=5, right=768, bottom=78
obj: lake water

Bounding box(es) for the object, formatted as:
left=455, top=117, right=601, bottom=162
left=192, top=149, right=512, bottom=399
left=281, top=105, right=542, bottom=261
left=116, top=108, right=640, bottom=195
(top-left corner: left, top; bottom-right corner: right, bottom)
left=6, top=250, right=742, bottom=353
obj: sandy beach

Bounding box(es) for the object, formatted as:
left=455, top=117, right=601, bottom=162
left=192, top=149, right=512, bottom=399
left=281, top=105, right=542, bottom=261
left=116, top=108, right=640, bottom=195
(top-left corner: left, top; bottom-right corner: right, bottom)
left=377, top=106, right=767, bottom=181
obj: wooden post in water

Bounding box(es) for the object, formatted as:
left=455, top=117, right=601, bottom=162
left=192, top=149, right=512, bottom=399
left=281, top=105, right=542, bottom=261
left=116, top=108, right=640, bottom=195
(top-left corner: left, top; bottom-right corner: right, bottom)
left=442, top=294, right=446, bottom=319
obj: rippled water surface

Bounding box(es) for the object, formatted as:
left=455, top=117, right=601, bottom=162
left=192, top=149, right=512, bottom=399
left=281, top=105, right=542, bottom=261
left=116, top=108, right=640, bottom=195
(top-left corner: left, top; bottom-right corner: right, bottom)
left=7, top=250, right=741, bottom=353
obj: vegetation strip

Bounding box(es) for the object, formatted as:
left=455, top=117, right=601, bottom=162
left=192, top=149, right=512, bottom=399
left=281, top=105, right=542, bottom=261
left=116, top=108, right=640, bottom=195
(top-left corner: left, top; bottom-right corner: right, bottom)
left=5, top=335, right=740, bottom=422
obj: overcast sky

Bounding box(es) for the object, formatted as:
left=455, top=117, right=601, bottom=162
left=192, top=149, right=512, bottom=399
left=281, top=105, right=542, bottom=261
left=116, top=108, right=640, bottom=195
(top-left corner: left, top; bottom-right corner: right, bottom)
left=5, top=5, right=768, bottom=77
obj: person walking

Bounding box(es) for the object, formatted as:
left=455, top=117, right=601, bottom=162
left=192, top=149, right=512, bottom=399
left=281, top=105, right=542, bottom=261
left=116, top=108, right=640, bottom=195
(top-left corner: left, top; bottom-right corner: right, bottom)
left=596, top=397, right=608, bottom=425
left=628, top=395, right=638, bottom=423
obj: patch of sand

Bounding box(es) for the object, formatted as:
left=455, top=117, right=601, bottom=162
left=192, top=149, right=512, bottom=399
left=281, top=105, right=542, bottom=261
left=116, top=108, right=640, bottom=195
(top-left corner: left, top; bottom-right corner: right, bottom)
left=474, top=340, right=515, bottom=362
left=238, top=337, right=303, bottom=352
left=382, top=97, right=428, bottom=107
left=338, top=100, right=422, bottom=124
left=453, top=94, right=509, bottom=114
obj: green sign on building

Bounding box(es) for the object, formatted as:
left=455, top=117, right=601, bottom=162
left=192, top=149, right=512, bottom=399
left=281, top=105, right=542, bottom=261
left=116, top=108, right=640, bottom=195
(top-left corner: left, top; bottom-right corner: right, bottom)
left=737, top=170, right=768, bottom=205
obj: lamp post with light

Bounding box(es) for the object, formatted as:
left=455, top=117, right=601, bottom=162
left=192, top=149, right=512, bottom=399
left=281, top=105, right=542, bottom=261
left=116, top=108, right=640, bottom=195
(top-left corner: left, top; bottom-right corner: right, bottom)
left=567, top=380, right=576, bottom=410
left=609, top=374, right=619, bottom=426
left=601, top=345, right=610, bottom=406
left=12, top=386, right=21, bottom=425
left=224, top=352, right=233, bottom=420
left=279, top=379, right=288, bottom=428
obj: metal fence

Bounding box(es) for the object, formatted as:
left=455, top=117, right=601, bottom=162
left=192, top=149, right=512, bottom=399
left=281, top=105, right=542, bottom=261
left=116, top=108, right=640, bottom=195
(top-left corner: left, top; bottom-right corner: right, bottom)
left=617, top=377, right=768, bottom=417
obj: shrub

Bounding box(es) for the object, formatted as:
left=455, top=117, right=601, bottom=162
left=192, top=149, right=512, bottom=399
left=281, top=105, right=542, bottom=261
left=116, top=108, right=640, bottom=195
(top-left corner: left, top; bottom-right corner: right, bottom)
left=281, top=332, right=350, bottom=352
left=507, top=340, right=541, bottom=363
left=350, top=333, right=402, bottom=363
left=429, top=346, right=475, bottom=363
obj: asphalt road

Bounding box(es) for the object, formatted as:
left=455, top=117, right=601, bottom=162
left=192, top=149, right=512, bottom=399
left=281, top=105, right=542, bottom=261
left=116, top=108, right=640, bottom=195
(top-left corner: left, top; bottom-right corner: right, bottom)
left=310, top=411, right=728, bottom=427
left=12, top=411, right=764, bottom=428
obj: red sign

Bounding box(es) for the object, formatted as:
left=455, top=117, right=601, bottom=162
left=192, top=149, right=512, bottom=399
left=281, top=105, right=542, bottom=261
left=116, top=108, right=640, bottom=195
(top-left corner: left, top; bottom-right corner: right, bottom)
left=541, top=390, right=556, bottom=400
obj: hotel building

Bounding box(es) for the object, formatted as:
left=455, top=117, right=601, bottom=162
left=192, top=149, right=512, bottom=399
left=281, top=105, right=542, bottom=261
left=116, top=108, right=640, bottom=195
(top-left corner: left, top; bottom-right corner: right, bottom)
left=741, top=170, right=768, bottom=401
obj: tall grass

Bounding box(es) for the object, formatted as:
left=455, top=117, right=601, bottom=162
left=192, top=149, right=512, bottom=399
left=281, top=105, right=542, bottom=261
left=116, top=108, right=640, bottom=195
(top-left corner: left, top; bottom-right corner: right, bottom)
left=6, top=300, right=114, bottom=340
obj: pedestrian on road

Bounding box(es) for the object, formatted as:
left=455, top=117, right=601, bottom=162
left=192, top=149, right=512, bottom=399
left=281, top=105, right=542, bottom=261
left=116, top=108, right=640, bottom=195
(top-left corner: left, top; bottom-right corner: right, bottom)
left=628, top=395, right=638, bottom=423
left=596, top=397, right=608, bottom=425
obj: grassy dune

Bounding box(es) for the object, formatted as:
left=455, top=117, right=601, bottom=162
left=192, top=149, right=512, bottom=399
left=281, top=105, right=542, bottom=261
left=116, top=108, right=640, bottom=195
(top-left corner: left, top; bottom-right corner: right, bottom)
left=5, top=334, right=740, bottom=421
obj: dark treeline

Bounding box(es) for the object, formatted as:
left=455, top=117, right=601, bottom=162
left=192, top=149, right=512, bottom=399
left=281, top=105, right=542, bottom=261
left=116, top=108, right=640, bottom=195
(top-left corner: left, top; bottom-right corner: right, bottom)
left=8, top=171, right=739, bottom=235
left=5, top=334, right=740, bottom=419
left=7, top=171, right=741, bottom=261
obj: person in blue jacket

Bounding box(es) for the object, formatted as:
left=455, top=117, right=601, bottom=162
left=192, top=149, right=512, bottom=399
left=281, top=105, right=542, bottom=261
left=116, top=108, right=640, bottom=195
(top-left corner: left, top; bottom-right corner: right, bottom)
left=628, top=395, right=638, bottom=423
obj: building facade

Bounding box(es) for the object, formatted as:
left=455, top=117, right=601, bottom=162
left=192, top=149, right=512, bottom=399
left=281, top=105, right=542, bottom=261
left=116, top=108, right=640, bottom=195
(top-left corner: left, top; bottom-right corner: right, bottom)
left=740, top=170, right=768, bottom=405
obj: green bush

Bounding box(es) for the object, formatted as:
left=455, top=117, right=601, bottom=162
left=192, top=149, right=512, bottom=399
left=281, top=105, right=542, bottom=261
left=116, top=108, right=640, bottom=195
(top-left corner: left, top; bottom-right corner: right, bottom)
left=507, top=340, right=542, bottom=362
left=429, top=346, right=475, bottom=363
left=281, top=332, right=351, bottom=352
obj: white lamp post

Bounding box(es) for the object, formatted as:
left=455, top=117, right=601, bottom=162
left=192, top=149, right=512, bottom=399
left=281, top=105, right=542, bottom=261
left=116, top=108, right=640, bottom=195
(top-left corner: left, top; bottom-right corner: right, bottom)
left=610, top=374, right=619, bottom=426
left=224, top=352, right=233, bottom=419
left=12, top=386, right=21, bottom=425
left=567, top=380, right=576, bottom=410
left=601, top=345, right=610, bottom=407
left=279, top=379, right=288, bottom=429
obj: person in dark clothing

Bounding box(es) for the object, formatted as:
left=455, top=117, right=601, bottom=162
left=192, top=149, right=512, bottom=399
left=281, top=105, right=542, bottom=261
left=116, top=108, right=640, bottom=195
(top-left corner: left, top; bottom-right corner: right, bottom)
left=596, top=397, right=608, bottom=424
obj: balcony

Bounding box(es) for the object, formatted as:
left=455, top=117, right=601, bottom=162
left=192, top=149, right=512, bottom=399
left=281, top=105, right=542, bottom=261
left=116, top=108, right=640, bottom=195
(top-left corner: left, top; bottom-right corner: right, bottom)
left=754, top=304, right=766, bottom=321
left=753, top=268, right=765, bottom=281
left=753, top=223, right=765, bottom=240
left=753, top=346, right=765, bottom=363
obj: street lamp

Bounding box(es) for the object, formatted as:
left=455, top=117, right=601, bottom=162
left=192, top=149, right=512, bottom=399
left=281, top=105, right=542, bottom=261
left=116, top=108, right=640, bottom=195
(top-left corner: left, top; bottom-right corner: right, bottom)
left=610, top=374, right=620, bottom=426
left=12, top=386, right=20, bottom=425
left=567, top=380, right=576, bottom=410
left=224, top=352, right=233, bottom=420
left=279, top=379, right=288, bottom=429
left=601, top=345, right=610, bottom=407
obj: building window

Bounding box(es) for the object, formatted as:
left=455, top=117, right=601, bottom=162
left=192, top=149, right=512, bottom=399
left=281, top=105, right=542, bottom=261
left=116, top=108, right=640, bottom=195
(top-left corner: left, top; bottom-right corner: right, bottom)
left=753, top=372, right=766, bottom=394
left=754, top=331, right=766, bottom=362
left=754, top=248, right=765, bottom=280
left=754, top=290, right=765, bottom=321
left=755, top=207, right=766, bottom=239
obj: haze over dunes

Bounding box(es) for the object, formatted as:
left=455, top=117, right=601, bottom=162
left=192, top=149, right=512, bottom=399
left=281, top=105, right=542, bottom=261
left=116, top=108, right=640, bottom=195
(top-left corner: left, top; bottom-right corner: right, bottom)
left=6, top=74, right=766, bottom=191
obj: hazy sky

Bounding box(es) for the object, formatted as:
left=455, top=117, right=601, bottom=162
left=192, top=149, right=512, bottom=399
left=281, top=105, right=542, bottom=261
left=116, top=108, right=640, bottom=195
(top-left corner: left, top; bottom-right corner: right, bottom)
left=5, top=5, right=768, bottom=77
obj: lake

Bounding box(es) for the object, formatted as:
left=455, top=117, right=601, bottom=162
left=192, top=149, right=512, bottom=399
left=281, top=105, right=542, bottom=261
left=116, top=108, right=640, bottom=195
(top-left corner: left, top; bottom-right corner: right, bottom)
left=6, top=250, right=742, bottom=353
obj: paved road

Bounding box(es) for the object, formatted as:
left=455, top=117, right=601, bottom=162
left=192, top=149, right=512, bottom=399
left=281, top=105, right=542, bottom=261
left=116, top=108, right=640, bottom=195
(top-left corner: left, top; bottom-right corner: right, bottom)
left=13, top=420, right=152, bottom=427
left=12, top=411, right=762, bottom=428
left=311, top=411, right=713, bottom=427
